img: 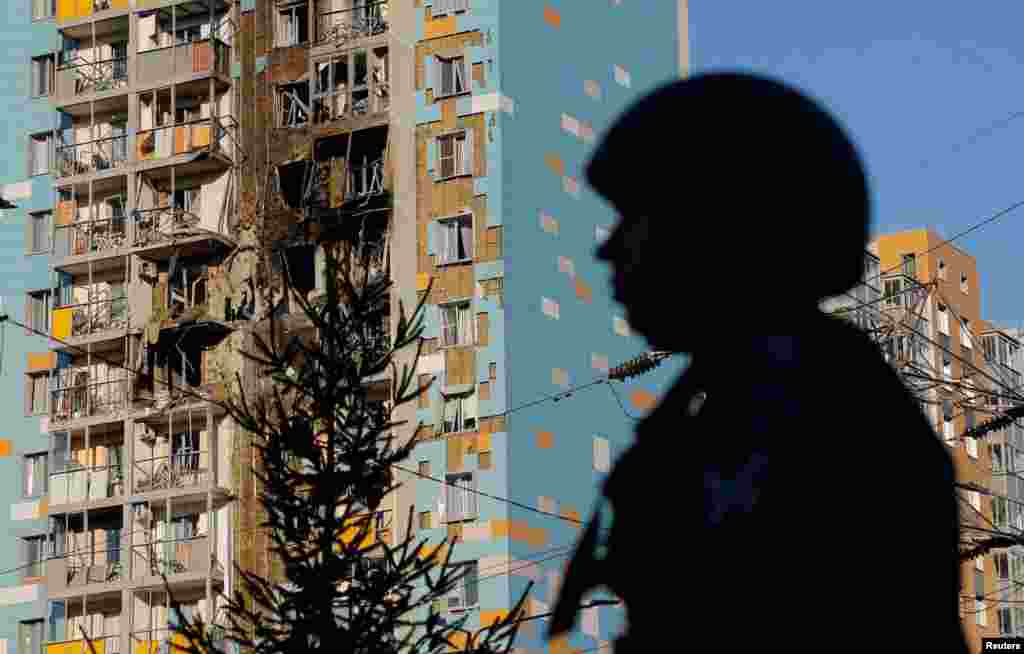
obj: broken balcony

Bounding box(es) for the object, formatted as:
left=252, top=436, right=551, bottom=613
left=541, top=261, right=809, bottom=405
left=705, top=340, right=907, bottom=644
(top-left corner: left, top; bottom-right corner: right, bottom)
left=50, top=362, right=131, bottom=428
left=56, top=133, right=129, bottom=179
left=316, top=0, right=390, bottom=45
left=55, top=99, right=131, bottom=179
left=129, top=506, right=220, bottom=581
left=49, top=426, right=126, bottom=507
left=53, top=179, right=129, bottom=262
left=55, top=16, right=130, bottom=104
left=135, top=117, right=233, bottom=163
left=310, top=46, right=390, bottom=124
left=45, top=595, right=123, bottom=654
left=46, top=511, right=125, bottom=591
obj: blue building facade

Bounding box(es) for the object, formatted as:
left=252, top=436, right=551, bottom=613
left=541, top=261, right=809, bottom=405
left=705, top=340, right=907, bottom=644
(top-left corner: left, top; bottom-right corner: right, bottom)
left=412, top=2, right=686, bottom=651
left=0, top=1, right=63, bottom=653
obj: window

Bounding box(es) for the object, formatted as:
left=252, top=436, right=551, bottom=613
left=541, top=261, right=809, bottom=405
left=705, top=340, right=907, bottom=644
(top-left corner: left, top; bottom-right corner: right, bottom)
left=418, top=511, right=431, bottom=530
left=992, top=443, right=1005, bottom=473
left=23, top=536, right=45, bottom=579
left=961, top=318, right=972, bottom=350
left=970, top=490, right=982, bottom=513
left=27, top=374, right=48, bottom=416
left=277, top=82, right=310, bottom=127
left=997, top=552, right=1010, bottom=580
left=28, top=132, right=52, bottom=177
left=938, top=259, right=947, bottom=280
left=961, top=272, right=969, bottom=293
left=432, top=0, right=470, bottom=17
left=441, top=390, right=477, bottom=434
left=31, top=54, right=54, bottom=97
left=1001, top=607, right=1014, bottom=636
left=977, top=600, right=987, bottom=627
left=27, top=289, right=50, bottom=332
left=966, top=434, right=978, bottom=458
left=27, top=212, right=50, bottom=254
left=446, top=561, right=478, bottom=612
left=901, top=253, right=916, bottom=278
left=437, top=131, right=470, bottom=178
left=994, top=496, right=1008, bottom=528
left=278, top=2, right=309, bottom=46
left=882, top=278, right=902, bottom=307
left=937, top=304, right=949, bottom=335
left=942, top=399, right=954, bottom=444
left=977, top=556, right=985, bottom=573
left=440, top=301, right=473, bottom=347
left=19, top=620, right=43, bottom=654
left=436, top=56, right=467, bottom=98
left=438, top=215, right=473, bottom=264
left=175, top=25, right=201, bottom=44
left=418, top=461, right=430, bottom=477
left=444, top=472, right=477, bottom=522
left=32, top=0, right=56, bottom=20
left=23, top=453, right=47, bottom=497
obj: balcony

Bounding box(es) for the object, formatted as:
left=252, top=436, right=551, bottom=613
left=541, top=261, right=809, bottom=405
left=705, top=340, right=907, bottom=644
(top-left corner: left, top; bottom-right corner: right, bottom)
left=56, top=56, right=128, bottom=101
left=135, top=116, right=237, bottom=169
left=50, top=377, right=131, bottom=429
left=130, top=534, right=217, bottom=580
left=56, top=297, right=129, bottom=342
left=55, top=214, right=129, bottom=259
left=316, top=0, right=390, bottom=45
left=50, top=462, right=125, bottom=506
left=56, top=135, right=129, bottom=179
left=309, top=47, right=390, bottom=125
left=132, top=452, right=210, bottom=495
left=136, top=39, right=230, bottom=88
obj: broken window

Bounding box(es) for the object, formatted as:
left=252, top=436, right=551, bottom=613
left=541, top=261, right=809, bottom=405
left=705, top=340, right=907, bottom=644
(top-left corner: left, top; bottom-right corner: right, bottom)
left=436, top=56, right=466, bottom=98
left=313, top=55, right=348, bottom=122
left=279, top=1, right=309, bottom=47
left=352, top=50, right=369, bottom=115
left=278, top=82, right=310, bottom=127
left=438, top=215, right=472, bottom=265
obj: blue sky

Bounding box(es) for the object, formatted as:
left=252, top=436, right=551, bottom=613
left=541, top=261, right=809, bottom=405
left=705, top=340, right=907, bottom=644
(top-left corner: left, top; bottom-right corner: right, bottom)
left=689, top=1, right=1024, bottom=326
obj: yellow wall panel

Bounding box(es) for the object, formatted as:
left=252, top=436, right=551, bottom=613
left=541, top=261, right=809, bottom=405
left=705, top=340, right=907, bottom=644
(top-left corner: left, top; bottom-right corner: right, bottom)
left=424, top=14, right=456, bottom=39
left=56, top=0, right=77, bottom=22
left=76, top=0, right=93, bottom=17
left=27, top=352, right=57, bottom=371
left=51, top=308, right=73, bottom=340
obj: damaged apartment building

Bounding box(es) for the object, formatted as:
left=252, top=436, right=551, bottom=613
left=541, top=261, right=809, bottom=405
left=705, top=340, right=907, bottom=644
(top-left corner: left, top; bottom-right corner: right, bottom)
left=0, top=1, right=687, bottom=654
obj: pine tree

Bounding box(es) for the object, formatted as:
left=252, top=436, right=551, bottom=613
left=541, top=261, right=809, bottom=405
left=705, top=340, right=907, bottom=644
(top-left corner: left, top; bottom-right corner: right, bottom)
left=165, top=220, right=530, bottom=654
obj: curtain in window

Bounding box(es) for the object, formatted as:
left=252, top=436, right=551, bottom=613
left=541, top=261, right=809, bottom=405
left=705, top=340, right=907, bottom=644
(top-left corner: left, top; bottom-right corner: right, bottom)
left=459, top=218, right=473, bottom=260
left=456, top=303, right=472, bottom=345
left=454, top=136, right=465, bottom=177
left=441, top=305, right=457, bottom=346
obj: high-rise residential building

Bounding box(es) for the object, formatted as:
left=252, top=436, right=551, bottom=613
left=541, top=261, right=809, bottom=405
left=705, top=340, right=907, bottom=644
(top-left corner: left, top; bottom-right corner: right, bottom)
left=873, top=228, right=997, bottom=650
left=979, top=324, right=1024, bottom=638
left=0, top=2, right=689, bottom=654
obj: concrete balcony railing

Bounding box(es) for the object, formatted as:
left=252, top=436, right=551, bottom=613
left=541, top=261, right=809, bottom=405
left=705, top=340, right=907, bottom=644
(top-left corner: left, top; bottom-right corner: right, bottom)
left=136, top=39, right=230, bottom=85
left=50, top=378, right=130, bottom=427
left=50, top=462, right=125, bottom=505
left=130, top=535, right=215, bottom=580
left=56, top=56, right=128, bottom=100
left=317, top=1, right=389, bottom=45
left=54, top=215, right=129, bottom=258
left=132, top=452, right=210, bottom=494
left=56, top=134, right=129, bottom=178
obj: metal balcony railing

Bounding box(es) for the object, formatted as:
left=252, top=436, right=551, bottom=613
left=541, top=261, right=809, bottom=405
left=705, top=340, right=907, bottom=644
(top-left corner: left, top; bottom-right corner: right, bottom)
left=57, top=56, right=128, bottom=97
left=56, top=134, right=129, bottom=177
left=131, top=207, right=202, bottom=248
left=55, top=215, right=129, bottom=258
left=50, top=378, right=130, bottom=426
left=130, top=534, right=214, bottom=578
left=50, top=462, right=125, bottom=505
left=53, top=546, right=125, bottom=586
left=137, top=118, right=219, bottom=161
left=346, top=157, right=385, bottom=202
left=132, top=452, right=209, bottom=494
left=317, top=1, right=389, bottom=45
left=57, top=297, right=130, bottom=338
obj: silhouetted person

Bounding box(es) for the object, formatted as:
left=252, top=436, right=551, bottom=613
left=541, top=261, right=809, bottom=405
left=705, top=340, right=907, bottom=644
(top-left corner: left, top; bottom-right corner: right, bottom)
left=549, top=73, right=967, bottom=654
